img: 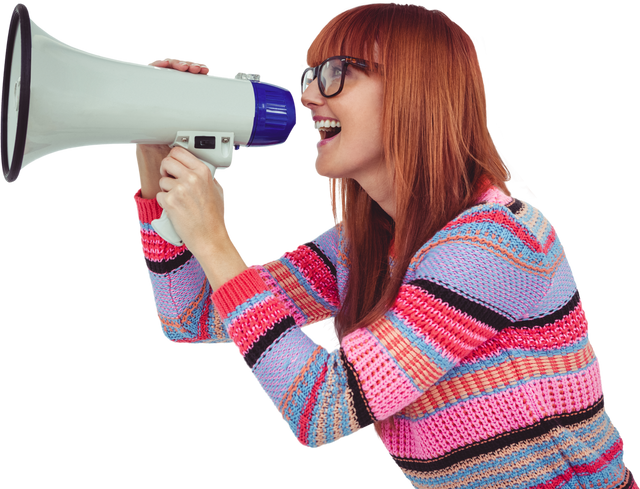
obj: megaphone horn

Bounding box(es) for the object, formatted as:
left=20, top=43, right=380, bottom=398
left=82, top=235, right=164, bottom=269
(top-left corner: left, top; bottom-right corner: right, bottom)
left=1, top=3, right=296, bottom=183
left=1, top=4, right=30, bottom=182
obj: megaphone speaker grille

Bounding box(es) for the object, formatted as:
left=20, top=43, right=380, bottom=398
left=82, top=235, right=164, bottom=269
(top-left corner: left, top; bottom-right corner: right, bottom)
left=1, top=4, right=31, bottom=182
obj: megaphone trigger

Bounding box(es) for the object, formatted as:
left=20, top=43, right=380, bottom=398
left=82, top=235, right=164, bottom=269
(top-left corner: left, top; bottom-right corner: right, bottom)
left=150, top=210, right=186, bottom=247
left=150, top=131, right=234, bottom=246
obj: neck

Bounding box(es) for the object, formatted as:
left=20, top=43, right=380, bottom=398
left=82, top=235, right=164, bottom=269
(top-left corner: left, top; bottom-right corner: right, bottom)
left=355, top=164, right=396, bottom=220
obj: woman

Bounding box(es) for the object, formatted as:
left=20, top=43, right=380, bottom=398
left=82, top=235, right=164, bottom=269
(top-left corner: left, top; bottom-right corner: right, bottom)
left=135, top=4, right=635, bottom=488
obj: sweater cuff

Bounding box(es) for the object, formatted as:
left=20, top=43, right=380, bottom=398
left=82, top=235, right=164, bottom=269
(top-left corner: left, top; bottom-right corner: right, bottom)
left=212, top=268, right=268, bottom=319
left=134, top=189, right=163, bottom=224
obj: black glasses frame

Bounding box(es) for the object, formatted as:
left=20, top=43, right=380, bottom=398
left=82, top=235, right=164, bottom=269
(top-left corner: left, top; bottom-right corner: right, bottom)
left=301, top=56, right=373, bottom=98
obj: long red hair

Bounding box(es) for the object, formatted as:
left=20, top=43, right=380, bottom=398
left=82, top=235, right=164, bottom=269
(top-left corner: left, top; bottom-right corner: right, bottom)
left=307, top=4, right=510, bottom=341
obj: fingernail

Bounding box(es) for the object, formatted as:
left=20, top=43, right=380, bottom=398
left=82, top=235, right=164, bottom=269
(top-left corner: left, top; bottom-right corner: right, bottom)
left=179, top=62, right=187, bottom=66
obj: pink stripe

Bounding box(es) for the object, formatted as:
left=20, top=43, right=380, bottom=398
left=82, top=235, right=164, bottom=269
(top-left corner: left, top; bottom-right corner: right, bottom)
left=477, top=186, right=512, bottom=206
left=141, top=228, right=187, bottom=262
left=497, top=302, right=588, bottom=351
left=343, top=329, right=422, bottom=420
left=197, top=294, right=212, bottom=341
left=394, top=284, right=496, bottom=363
left=460, top=302, right=588, bottom=366
left=283, top=243, right=339, bottom=298
left=382, top=362, right=603, bottom=459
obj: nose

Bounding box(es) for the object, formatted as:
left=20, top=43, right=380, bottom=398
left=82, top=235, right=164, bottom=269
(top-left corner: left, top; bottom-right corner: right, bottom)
left=299, top=78, right=324, bottom=112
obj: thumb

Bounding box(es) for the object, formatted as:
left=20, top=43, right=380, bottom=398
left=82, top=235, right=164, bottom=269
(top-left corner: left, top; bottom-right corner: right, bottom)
left=214, top=178, right=227, bottom=222
left=213, top=178, right=227, bottom=199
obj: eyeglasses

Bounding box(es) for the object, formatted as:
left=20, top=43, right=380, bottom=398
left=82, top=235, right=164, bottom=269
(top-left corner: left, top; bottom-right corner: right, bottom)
left=301, top=56, right=373, bottom=98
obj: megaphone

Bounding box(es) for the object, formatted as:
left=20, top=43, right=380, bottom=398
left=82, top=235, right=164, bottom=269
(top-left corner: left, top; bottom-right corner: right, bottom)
left=1, top=4, right=296, bottom=245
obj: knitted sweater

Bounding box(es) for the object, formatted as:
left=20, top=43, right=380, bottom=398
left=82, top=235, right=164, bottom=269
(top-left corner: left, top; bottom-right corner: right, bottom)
left=136, top=187, right=635, bottom=489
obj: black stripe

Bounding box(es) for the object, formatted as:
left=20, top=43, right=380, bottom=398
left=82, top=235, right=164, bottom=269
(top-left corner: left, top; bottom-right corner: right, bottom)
left=145, top=250, right=193, bottom=274
left=410, top=283, right=581, bottom=333
left=245, top=316, right=296, bottom=369
left=393, top=397, right=604, bottom=473
left=507, top=195, right=524, bottom=214
left=303, top=240, right=338, bottom=279
left=512, top=291, right=580, bottom=329
left=242, top=316, right=375, bottom=430
left=409, top=279, right=512, bottom=331
left=340, top=349, right=375, bottom=428
left=617, top=470, right=636, bottom=489
left=615, top=465, right=634, bottom=489
left=142, top=241, right=338, bottom=279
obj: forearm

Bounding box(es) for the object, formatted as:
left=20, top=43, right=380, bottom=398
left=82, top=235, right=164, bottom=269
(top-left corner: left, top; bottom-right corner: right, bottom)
left=136, top=144, right=169, bottom=199
left=188, top=229, right=248, bottom=293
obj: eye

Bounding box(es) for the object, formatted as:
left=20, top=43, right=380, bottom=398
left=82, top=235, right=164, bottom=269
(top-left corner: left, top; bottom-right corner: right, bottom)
left=343, top=65, right=356, bottom=78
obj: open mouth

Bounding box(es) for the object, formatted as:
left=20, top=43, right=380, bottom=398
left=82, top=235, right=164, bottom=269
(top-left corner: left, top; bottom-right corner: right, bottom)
left=318, top=127, right=342, bottom=140
left=311, top=119, right=342, bottom=141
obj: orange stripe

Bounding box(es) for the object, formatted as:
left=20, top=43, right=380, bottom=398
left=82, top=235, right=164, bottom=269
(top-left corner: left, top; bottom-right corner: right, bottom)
left=411, top=235, right=565, bottom=280
left=265, top=261, right=333, bottom=323
left=404, top=342, right=596, bottom=418
left=394, top=284, right=496, bottom=360
left=370, top=317, right=446, bottom=391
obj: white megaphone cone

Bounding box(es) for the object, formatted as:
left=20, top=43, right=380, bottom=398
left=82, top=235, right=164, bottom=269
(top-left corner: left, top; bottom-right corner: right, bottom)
left=1, top=4, right=296, bottom=245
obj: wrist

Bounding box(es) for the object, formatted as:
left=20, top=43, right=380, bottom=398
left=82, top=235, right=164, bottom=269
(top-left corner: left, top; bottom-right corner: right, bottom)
left=193, top=234, right=248, bottom=291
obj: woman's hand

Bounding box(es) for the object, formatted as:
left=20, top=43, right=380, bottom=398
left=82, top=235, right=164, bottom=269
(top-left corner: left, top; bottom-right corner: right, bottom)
left=149, top=58, right=209, bottom=74
left=156, top=146, right=230, bottom=259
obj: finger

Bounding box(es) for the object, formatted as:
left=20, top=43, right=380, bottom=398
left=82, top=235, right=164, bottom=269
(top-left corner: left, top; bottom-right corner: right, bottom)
left=158, top=175, right=178, bottom=193
left=181, top=58, right=207, bottom=73
left=189, top=64, right=200, bottom=73
left=149, top=59, right=170, bottom=68
left=186, top=63, right=209, bottom=74
left=168, top=146, right=208, bottom=171
left=148, top=59, right=208, bottom=74
left=213, top=178, right=227, bottom=203
left=171, top=60, right=190, bottom=72
left=156, top=58, right=189, bottom=72
left=160, top=154, right=190, bottom=179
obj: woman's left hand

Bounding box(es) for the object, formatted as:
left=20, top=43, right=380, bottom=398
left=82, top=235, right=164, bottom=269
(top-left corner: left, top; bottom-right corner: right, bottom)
left=156, top=146, right=224, bottom=253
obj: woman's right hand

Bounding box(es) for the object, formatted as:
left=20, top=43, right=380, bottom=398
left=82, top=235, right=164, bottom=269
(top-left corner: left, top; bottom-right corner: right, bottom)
left=136, top=59, right=209, bottom=199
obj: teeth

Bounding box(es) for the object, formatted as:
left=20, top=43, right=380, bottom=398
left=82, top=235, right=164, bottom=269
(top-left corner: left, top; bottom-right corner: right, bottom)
left=315, top=119, right=341, bottom=130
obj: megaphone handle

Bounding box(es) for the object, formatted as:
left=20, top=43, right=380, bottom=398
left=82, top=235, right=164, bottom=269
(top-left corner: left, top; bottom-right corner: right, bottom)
left=151, top=163, right=218, bottom=247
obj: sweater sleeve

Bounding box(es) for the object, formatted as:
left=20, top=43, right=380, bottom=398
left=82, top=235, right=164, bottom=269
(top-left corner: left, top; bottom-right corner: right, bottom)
left=212, top=202, right=553, bottom=446
left=135, top=191, right=342, bottom=343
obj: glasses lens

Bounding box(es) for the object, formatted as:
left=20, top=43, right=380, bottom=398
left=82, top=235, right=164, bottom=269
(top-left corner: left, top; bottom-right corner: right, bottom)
left=302, top=68, right=315, bottom=93
left=319, top=58, right=344, bottom=96
left=301, top=59, right=342, bottom=97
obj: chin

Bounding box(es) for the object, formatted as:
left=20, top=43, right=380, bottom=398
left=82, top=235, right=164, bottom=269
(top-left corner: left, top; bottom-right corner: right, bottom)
left=311, top=158, right=333, bottom=178
left=315, top=159, right=339, bottom=179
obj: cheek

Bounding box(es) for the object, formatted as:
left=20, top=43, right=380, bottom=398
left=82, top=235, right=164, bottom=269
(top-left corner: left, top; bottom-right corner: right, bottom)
left=350, top=116, right=384, bottom=156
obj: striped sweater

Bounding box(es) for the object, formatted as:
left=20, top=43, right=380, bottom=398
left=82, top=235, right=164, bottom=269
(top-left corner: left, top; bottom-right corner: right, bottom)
left=136, top=186, right=635, bottom=489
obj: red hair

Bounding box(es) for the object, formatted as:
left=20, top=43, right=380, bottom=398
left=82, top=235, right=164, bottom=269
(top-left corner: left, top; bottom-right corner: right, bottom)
left=307, top=4, right=510, bottom=340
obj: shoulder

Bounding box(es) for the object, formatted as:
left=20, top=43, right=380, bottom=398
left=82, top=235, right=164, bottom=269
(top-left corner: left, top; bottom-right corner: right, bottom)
left=408, top=194, right=558, bottom=274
